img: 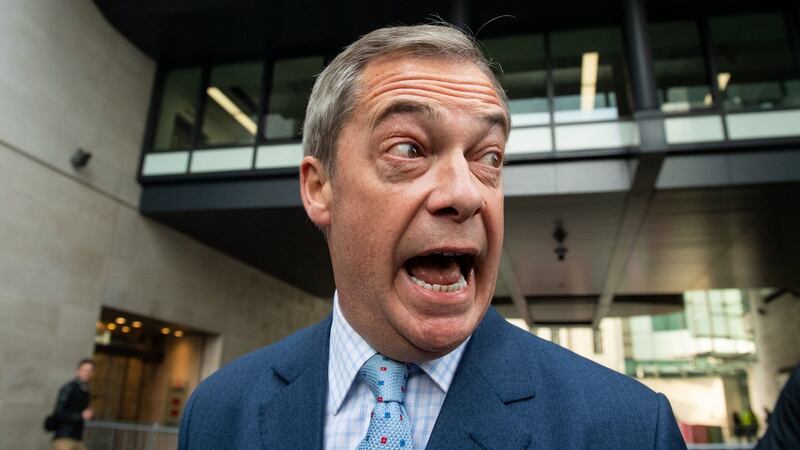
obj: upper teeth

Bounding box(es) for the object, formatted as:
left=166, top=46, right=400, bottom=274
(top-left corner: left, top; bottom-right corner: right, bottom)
left=410, top=274, right=467, bottom=292
left=439, top=252, right=459, bottom=256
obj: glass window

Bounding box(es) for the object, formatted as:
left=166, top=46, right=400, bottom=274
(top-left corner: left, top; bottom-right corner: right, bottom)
left=263, top=56, right=325, bottom=141
left=153, top=68, right=202, bottom=150
left=482, top=34, right=549, bottom=126
left=649, top=21, right=713, bottom=113
left=710, top=13, right=800, bottom=110
left=685, top=291, right=710, bottom=336
left=200, top=62, right=262, bottom=147
left=550, top=27, right=632, bottom=123
left=651, top=311, right=687, bottom=331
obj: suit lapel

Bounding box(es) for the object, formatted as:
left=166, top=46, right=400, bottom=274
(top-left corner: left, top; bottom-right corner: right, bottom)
left=426, top=308, right=537, bottom=450
left=258, top=316, right=332, bottom=450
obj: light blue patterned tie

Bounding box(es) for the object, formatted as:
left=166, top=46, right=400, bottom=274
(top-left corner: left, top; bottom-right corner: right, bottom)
left=357, top=354, right=413, bottom=449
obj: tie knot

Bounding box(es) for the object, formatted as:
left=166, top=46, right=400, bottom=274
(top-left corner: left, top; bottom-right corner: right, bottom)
left=359, top=354, right=409, bottom=404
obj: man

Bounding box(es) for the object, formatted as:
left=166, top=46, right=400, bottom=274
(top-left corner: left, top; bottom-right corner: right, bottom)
left=756, top=364, right=800, bottom=449
left=179, top=24, right=686, bottom=449
left=51, top=358, right=95, bottom=450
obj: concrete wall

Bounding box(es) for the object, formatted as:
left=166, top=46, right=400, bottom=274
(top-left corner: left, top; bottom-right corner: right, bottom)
left=0, top=0, right=152, bottom=207
left=0, top=128, right=332, bottom=449
left=747, top=289, right=800, bottom=432
left=0, top=1, right=332, bottom=448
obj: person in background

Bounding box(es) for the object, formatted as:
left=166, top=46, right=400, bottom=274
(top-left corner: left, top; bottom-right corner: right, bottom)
left=756, top=364, right=800, bottom=450
left=51, top=358, right=95, bottom=450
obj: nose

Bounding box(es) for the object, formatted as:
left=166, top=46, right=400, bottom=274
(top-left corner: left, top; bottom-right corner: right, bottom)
left=425, top=153, right=485, bottom=222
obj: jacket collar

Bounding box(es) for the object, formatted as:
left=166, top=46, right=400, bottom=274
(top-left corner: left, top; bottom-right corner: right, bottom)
left=254, top=307, right=539, bottom=450
left=426, top=307, right=537, bottom=449
left=258, top=315, right=332, bottom=450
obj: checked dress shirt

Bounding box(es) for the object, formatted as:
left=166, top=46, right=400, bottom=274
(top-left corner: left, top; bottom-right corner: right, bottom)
left=324, top=292, right=469, bottom=450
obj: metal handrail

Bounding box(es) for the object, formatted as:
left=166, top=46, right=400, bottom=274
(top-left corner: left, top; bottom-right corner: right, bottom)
left=86, top=420, right=179, bottom=434
left=84, top=421, right=179, bottom=450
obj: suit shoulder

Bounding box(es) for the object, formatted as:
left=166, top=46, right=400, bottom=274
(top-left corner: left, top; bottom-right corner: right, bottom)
left=190, top=316, right=330, bottom=403
left=485, top=311, right=658, bottom=402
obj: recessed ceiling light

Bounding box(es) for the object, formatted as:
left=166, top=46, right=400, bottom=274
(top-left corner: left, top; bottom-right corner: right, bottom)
left=207, top=87, right=257, bottom=135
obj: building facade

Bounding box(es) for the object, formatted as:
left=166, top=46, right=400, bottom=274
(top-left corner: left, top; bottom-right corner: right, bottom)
left=1, top=0, right=799, bottom=448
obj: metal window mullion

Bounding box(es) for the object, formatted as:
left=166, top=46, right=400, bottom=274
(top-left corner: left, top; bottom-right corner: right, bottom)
left=698, top=16, right=729, bottom=141
left=188, top=65, right=212, bottom=173
left=784, top=10, right=800, bottom=78
left=254, top=56, right=275, bottom=169
left=543, top=31, right=557, bottom=153
left=137, top=64, right=167, bottom=182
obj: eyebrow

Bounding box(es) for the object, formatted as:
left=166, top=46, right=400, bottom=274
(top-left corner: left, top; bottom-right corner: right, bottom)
left=371, top=100, right=438, bottom=130
left=371, top=99, right=510, bottom=136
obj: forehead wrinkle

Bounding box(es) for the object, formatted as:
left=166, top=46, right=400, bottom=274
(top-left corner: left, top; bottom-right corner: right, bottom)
left=364, top=77, right=502, bottom=108
left=366, top=73, right=499, bottom=96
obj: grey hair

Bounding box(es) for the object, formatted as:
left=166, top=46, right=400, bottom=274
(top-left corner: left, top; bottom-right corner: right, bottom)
left=302, top=23, right=509, bottom=175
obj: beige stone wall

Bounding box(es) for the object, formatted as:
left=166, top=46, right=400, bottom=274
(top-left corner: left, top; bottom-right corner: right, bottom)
left=0, top=137, right=332, bottom=449
left=0, top=1, right=332, bottom=449
left=0, top=0, right=153, bottom=207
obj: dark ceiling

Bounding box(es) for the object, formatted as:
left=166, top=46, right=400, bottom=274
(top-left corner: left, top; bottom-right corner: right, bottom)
left=92, top=0, right=791, bottom=65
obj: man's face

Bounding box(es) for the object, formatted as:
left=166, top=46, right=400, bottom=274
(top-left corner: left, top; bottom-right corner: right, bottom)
left=76, top=362, right=95, bottom=383
left=302, top=53, right=507, bottom=362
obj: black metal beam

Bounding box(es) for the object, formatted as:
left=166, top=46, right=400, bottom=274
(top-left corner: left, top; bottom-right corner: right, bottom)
left=623, top=0, right=658, bottom=111
left=498, top=247, right=534, bottom=326
left=450, top=0, right=469, bottom=30
left=140, top=177, right=302, bottom=213
left=593, top=151, right=663, bottom=327
left=764, top=288, right=800, bottom=304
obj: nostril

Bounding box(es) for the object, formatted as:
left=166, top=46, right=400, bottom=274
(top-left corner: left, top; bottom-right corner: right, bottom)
left=434, top=206, right=459, bottom=217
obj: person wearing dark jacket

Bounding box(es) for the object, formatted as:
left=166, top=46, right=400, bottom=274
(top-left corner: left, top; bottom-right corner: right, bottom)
left=51, top=358, right=95, bottom=450
left=756, top=364, right=800, bottom=450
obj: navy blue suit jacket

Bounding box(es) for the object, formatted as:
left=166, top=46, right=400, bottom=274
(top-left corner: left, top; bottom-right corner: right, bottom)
left=179, top=307, right=686, bottom=449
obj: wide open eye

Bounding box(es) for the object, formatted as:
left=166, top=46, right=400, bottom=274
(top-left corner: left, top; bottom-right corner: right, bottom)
left=388, top=143, right=422, bottom=159
left=478, top=151, right=503, bottom=168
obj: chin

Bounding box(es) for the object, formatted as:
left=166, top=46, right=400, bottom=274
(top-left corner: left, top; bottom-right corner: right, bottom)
left=404, top=312, right=479, bottom=355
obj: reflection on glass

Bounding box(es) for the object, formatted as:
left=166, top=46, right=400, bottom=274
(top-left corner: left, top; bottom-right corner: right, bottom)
left=482, top=34, right=549, bottom=126
left=649, top=21, right=713, bottom=113
left=710, top=13, right=800, bottom=110
left=153, top=68, right=201, bottom=150
left=263, top=56, right=324, bottom=140
left=200, top=62, right=262, bottom=146
left=550, top=27, right=631, bottom=123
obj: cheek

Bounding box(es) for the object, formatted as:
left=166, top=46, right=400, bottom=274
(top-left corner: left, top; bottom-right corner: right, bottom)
left=485, top=193, right=505, bottom=236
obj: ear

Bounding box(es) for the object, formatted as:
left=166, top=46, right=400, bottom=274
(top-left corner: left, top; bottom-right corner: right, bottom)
left=299, top=155, right=332, bottom=228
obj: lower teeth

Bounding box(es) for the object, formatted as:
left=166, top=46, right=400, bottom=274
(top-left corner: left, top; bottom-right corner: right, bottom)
left=409, top=274, right=467, bottom=292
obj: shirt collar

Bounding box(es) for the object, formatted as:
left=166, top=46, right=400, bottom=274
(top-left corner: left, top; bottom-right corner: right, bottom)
left=327, top=291, right=470, bottom=415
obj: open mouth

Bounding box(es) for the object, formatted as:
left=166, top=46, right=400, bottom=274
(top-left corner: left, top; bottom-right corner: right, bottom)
left=403, top=251, right=475, bottom=293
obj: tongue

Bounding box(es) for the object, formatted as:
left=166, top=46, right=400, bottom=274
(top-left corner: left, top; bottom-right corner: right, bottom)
left=406, top=255, right=462, bottom=286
